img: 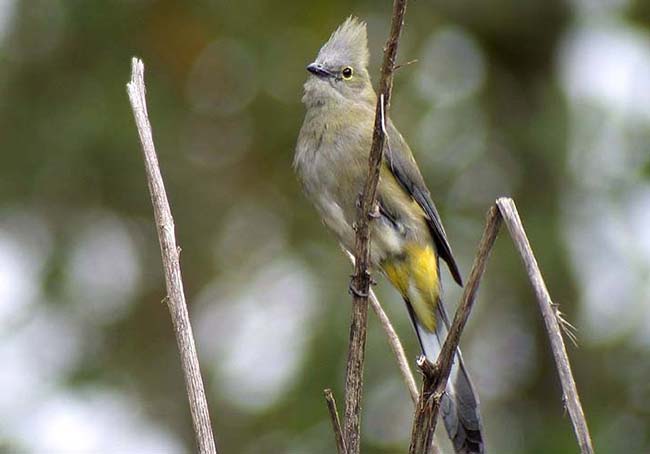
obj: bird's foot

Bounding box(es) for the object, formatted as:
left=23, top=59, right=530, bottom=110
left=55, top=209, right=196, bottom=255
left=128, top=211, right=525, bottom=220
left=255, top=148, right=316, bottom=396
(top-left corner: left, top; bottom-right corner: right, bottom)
left=348, top=281, right=369, bottom=298
left=368, top=202, right=380, bottom=219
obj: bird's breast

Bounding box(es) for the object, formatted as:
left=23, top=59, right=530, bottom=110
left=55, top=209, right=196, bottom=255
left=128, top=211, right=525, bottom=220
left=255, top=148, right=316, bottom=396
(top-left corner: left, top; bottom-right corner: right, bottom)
left=294, top=104, right=418, bottom=262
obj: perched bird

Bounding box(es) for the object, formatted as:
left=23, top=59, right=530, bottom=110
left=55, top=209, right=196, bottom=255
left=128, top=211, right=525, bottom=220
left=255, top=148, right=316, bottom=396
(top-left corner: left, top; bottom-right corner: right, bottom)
left=294, top=17, right=485, bottom=453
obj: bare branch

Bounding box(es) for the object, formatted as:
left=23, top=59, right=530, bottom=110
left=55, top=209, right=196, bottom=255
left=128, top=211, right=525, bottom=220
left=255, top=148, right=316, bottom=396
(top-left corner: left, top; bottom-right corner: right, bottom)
left=324, top=389, right=347, bottom=454
left=344, top=250, right=419, bottom=403
left=394, top=58, right=418, bottom=71
left=409, top=205, right=502, bottom=454
left=368, top=287, right=420, bottom=403
left=127, top=58, right=217, bottom=454
left=408, top=356, right=438, bottom=454
left=344, top=1, right=409, bottom=453
left=496, top=197, right=594, bottom=454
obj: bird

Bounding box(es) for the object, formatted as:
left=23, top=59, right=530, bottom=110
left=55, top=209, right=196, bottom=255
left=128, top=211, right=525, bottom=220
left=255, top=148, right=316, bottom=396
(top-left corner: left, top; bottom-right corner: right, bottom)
left=293, top=17, right=485, bottom=453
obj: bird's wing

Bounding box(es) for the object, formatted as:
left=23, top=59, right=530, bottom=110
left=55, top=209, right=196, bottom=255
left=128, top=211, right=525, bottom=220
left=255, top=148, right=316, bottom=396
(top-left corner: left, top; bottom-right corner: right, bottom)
left=383, top=120, right=463, bottom=286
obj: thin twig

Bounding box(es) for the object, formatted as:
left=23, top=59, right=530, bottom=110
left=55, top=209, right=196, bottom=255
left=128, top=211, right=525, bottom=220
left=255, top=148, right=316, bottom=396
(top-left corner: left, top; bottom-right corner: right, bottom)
left=394, top=58, right=418, bottom=71
left=496, top=197, right=594, bottom=454
left=368, top=287, right=420, bottom=403
left=409, top=205, right=502, bottom=454
left=344, top=2, right=409, bottom=453
left=127, top=58, right=217, bottom=454
left=344, top=250, right=419, bottom=403
left=324, top=389, right=347, bottom=454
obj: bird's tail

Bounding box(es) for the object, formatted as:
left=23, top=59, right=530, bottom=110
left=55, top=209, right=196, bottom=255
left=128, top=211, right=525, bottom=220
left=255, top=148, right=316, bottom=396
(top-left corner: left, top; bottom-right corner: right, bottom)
left=410, top=300, right=485, bottom=454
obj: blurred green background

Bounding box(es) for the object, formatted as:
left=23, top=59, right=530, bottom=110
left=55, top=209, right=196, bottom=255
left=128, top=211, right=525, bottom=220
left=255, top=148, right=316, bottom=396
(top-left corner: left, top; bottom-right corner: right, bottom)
left=1, top=0, right=650, bottom=453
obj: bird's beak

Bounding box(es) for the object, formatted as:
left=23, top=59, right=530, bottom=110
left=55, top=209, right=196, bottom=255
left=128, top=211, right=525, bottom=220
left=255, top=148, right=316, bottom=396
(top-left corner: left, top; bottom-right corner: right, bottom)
left=306, top=62, right=333, bottom=78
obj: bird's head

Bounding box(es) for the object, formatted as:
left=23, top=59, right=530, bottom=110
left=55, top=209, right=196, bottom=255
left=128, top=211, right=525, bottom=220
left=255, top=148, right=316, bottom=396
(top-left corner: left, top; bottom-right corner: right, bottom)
left=303, top=17, right=375, bottom=107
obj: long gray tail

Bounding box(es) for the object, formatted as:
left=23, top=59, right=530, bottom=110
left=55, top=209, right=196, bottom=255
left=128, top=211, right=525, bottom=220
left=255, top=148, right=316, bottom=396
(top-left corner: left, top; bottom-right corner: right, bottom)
left=411, top=300, right=485, bottom=454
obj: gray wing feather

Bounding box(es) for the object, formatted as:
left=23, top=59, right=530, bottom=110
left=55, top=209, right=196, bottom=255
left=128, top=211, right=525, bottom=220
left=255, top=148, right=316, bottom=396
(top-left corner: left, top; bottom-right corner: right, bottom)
left=384, top=120, right=463, bottom=285
left=436, top=303, right=485, bottom=444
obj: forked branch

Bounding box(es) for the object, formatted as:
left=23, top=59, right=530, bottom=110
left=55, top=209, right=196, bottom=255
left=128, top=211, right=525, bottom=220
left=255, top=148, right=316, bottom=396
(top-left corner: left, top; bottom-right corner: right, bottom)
left=345, top=249, right=419, bottom=404
left=409, top=205, right=502, bottom=454
left=408, top=198, right=593, bottom=454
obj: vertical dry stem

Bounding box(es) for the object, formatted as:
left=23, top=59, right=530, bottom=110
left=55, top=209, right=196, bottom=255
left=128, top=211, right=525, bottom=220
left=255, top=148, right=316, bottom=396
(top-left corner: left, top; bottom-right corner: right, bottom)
left=127, top=58, right=217, bottom=454
left=496, top=197, right=593, bottom=454
left=324, top=389, right=347, bottom=454
left=344, top=250, right=419, bottom=403
left=344, top=2, right=409, bottom=453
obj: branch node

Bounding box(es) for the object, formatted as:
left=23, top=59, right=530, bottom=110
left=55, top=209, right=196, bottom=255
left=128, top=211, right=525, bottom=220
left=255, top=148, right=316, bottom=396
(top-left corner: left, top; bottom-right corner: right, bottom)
left=394, top=58, right=418, bottom=71
left=348, top=281, right=369, bottom=298
left=416, top=355, right=437, bottom=379
left=368, top=203, right=381, bottom=219
left=343, top=249, right=420, bottom=404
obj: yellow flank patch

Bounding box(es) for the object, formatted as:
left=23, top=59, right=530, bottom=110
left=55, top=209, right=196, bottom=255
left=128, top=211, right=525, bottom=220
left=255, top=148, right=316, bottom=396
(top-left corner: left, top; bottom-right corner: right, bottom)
left=381, top=243, right=440, bottom=331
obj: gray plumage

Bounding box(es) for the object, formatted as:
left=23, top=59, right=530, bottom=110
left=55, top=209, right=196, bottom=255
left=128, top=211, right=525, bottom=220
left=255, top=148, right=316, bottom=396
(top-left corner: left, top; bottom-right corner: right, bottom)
left=294, top=17, right=485, bottom=454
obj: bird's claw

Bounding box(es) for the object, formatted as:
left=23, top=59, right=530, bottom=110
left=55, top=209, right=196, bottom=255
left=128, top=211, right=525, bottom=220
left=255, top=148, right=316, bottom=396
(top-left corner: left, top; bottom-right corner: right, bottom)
left=368, top=203, right=380, bottom=219
left=348, top=281, right=369, bottom=298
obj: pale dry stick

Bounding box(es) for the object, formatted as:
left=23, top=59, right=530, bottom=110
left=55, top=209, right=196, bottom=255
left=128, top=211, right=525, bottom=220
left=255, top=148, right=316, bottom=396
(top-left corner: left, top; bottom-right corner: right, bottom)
left=409, top=205, right=502, bottom=454
left=344, top=250, right=419, bottom=403
left=361, top=296, right=440, bottom=454
left=127, top=58, right=217, bottom=454
left=368, top=287, right=420, bottom=403
left=324, top=389, right=347, bottom=454
left=344, top=1, right=408, bottom=453
left=496, top=197, right=594, bottom=454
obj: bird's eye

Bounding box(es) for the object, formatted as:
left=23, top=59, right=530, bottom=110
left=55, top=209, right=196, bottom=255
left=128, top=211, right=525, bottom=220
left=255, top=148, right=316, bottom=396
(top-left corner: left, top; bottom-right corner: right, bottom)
left=342, top=66, right=353, bottom=79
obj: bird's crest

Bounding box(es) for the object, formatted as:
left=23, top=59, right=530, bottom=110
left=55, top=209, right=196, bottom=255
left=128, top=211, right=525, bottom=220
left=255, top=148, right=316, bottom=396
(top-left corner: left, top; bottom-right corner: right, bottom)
left=317, top=16, right=369, bottom=69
